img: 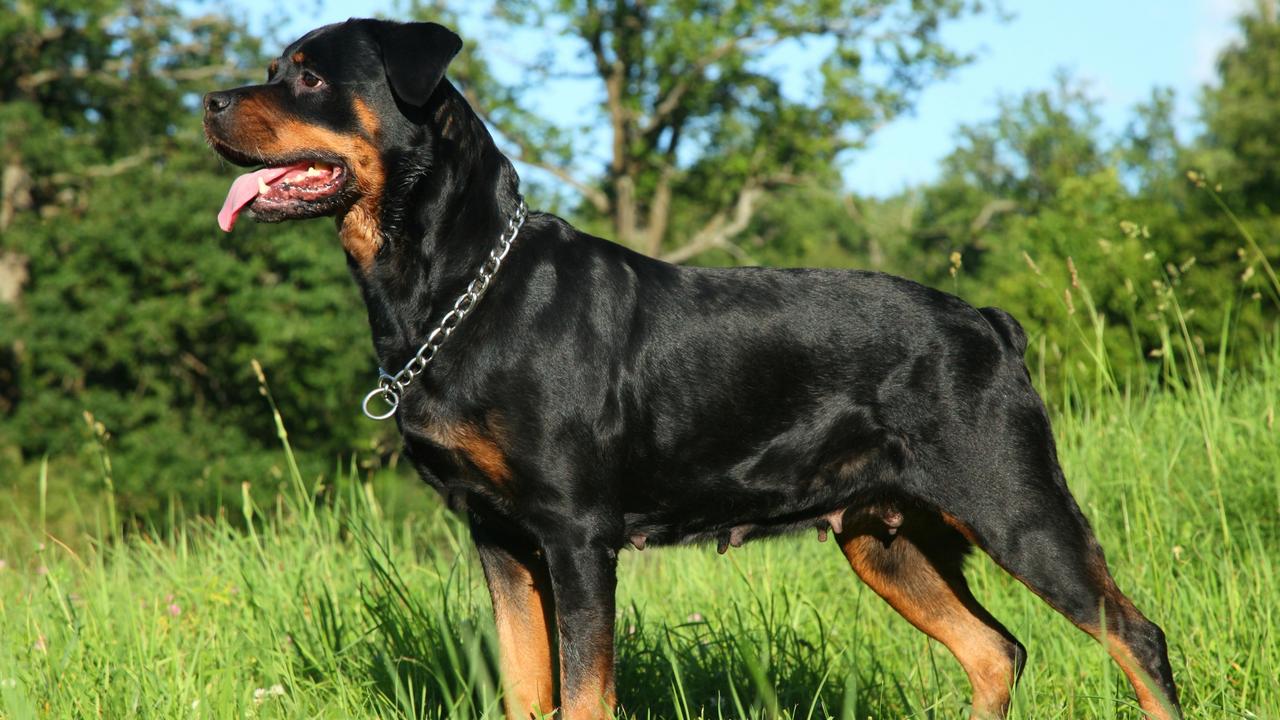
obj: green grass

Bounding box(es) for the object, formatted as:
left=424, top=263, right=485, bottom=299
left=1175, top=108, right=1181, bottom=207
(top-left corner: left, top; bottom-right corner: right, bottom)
left=2, top=343, right=1278, bottom=720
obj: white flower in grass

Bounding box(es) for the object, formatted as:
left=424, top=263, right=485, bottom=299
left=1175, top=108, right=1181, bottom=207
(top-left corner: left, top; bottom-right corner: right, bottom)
left=252, top=684, right=286, bottom=704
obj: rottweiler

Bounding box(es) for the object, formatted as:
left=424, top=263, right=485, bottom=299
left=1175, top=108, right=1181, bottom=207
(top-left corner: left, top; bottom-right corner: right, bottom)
left=203, top=19, right=1181, bottom=720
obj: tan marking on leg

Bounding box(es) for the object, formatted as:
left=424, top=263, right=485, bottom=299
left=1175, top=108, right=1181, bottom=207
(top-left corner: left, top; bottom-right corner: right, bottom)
left=1078, top=561, right=1178, bottom=720
left=955, top=516, right=1178, bottom=719
left=490, top=561, right=556, bottom=719
left=940, top=511, right=983, bottom=545
left=839, top=526, right=1020, bottom=719
left=1107, top=641, right=1176, bottom=720
left=560, top=648, right=616, bottom=720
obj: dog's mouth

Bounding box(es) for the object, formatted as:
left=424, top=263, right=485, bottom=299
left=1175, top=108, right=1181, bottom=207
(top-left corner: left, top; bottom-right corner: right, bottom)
left=211, top=141, right=354, bottom=232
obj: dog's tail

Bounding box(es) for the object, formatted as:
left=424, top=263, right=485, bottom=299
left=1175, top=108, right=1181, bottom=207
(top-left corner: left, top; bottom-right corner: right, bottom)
left=978, top=306, right=1028, bottom=356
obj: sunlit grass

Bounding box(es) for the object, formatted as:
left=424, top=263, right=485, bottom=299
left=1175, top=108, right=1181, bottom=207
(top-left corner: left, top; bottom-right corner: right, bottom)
left=1, top=333, right=1277, bottom=719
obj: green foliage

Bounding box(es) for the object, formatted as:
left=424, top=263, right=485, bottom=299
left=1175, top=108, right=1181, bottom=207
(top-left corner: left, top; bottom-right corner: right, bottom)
left=1199, top=6, right=1280, bottom=213
left=1, top=153, right=382, bottom=516
left=889, top=67, right=1278, bottom=389
left=0, top=0, right=391, bottom=518
left=692, top=178, right=868, bottom=268
left=0, top=0, right=260, bottom=187
left=433, top=0, right=987, bottom=257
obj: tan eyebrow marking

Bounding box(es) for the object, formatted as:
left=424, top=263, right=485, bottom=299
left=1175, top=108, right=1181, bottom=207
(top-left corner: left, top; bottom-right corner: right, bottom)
left=291, top=52, right=305, bottom=64
left=267, top=59, right=279, bottom=77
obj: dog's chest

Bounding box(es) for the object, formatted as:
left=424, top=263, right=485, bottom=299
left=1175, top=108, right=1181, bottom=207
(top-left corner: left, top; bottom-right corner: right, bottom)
left=400, top=410, right=513, bottom=495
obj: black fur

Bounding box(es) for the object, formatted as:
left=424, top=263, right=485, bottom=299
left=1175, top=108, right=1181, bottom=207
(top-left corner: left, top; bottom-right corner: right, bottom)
left=374, top=21, right=462, bottom=108
left=203, top=19, right=1181, bottom=719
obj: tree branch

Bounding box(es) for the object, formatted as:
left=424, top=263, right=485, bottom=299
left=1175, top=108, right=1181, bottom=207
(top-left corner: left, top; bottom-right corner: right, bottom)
left=515, top=155, right=611, bottom=213
left=46, top=147, right=160, bottom=186
left=0, top=251, right=29, bottom=306
left=643, top=164, right=675, bottom=256
left=659, top=169, right=803, bottom=264
left=19, top=62, right=247, bottom=92
left=640, top=11, right=886, bottom=140
left=641, top=32, right=793, bottom=139
left=459, top=87, right=610, bottom=214
left=968, top=199, right=1018, bottom=235
left=2, top=162, right=33, bottom=232
left=642, top=36, right=745, bottom=136
left=660, top=183, right=765, bottom=264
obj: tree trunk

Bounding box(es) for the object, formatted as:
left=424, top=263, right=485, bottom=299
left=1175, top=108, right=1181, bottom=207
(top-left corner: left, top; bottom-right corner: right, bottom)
left=643, top=168, right=674, bottom=256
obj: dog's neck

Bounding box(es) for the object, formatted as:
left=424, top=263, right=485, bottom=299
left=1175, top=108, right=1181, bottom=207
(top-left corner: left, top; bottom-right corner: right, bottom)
left=348, top=79, right=524, bottom=372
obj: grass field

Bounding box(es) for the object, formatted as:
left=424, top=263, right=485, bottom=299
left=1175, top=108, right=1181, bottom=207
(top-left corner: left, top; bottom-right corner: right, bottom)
left=2, top=337, right=1279, bottom=719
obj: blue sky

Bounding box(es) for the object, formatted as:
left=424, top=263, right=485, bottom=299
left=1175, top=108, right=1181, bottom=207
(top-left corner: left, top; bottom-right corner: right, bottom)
left=227, top=0, right=1250, bottom=198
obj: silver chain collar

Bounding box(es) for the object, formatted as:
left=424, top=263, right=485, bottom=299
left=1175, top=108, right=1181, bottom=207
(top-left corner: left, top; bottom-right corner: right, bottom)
left=361, top=199, right=529, bottom=420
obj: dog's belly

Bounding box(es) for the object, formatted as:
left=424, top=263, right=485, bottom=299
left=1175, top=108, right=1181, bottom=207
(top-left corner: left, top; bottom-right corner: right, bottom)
left=617, top=434, right=903, bottom=549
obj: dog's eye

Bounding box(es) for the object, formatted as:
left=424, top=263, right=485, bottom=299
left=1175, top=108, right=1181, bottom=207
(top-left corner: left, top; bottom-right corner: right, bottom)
left=300, top=70, right=323, bottom=89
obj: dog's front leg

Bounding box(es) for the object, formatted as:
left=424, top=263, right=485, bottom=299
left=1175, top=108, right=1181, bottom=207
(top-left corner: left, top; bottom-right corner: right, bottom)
left=472, top=516, right=557, bottom=720
left=545, top=538, right=618, bottom=720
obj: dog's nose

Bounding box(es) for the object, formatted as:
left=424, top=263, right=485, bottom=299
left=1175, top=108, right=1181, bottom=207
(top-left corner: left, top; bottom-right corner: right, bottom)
left=203, top=91, right=234, bottom=115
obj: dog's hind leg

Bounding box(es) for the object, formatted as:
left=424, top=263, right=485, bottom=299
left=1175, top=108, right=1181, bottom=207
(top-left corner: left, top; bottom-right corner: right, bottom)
left=836, top=508, right=1026, bottom=719
left=472, top=516, right=558, bottom=720
left=918, top=403, right=1181, bottom=719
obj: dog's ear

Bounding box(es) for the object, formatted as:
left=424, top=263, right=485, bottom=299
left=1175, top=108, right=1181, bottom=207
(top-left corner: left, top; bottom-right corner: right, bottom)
left=373, top=21, right=462, bottom=107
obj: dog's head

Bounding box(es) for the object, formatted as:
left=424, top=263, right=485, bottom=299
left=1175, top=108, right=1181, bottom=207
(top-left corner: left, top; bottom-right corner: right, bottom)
left=203, top=20, right=462, bottom=249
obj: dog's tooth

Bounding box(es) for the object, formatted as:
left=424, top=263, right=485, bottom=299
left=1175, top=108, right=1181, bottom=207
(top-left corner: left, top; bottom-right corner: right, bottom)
left=257, top=177, right=271, bottom=194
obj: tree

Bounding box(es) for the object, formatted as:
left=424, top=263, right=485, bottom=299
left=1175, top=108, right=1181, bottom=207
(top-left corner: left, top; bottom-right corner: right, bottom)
left=1198, top=0, right=1280, bottom=214
left=901, top=63, right=1277, bottom=391
left=908, top=75, right=1107, bottom=282
left=1182, top=1, right=1280, bottom=357
left=429, top=0, right=988, bottom=263
left=0, top=0, right=261, bottom=231
left=0, top=1, right=386, bottom=518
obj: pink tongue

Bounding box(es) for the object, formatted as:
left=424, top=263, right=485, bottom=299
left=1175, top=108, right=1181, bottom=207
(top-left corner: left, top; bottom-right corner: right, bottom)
left=217, top=166, right=298, bottom=232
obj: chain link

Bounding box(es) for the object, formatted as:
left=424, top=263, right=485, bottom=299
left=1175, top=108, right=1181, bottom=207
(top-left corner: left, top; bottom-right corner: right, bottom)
left=362, top=199, right=528, bottom=420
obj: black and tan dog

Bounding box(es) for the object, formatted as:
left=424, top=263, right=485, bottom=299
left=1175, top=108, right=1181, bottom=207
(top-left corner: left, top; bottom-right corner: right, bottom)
left=203, top=19, right=1181, bottom=720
